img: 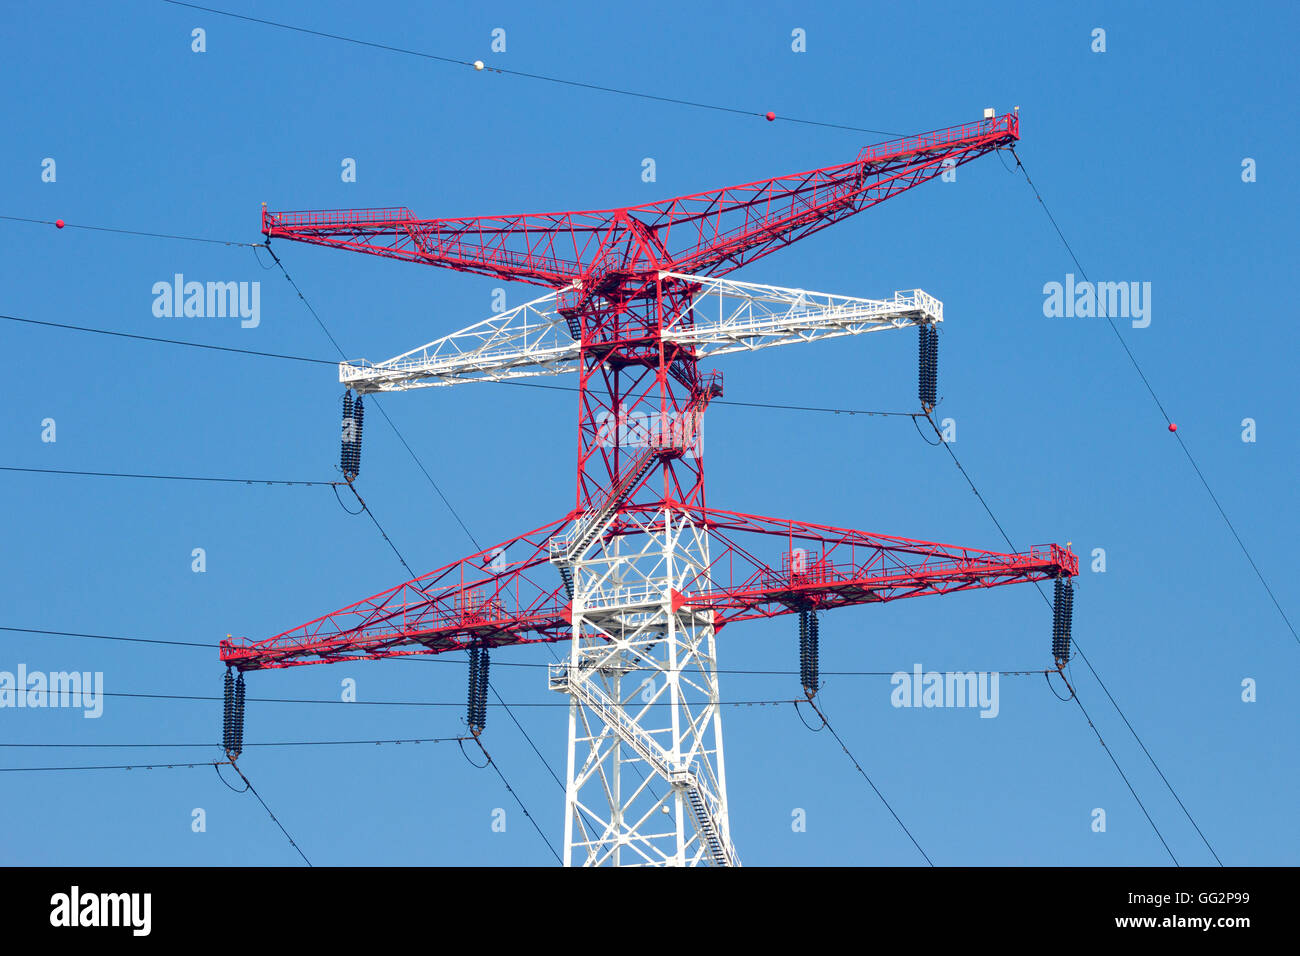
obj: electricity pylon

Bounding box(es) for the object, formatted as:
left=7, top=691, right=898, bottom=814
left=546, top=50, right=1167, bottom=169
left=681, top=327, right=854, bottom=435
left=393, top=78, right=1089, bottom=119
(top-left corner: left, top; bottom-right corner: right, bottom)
left=222, top=111, right=1078, bottom=866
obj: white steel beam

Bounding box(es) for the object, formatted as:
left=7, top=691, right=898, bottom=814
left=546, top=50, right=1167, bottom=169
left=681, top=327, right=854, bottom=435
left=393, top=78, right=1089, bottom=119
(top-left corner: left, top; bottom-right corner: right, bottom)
left=337, top=276, right=942, bottom=393
left=658, top=271, right=941, bottom=359
left=555, top=507, right=736, bottom=866
left=338, top=286, right=580, bottom=393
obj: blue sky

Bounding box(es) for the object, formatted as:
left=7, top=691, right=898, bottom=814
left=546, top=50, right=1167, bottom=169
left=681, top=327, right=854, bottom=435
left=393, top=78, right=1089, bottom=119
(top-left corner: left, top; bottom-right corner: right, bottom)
left=1, top=0, right=1296, bottom=866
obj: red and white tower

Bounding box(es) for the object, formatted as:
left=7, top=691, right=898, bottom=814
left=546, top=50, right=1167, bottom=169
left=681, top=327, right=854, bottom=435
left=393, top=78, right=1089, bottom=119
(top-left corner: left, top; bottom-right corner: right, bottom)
left=222, top=112, right=1078, bottom=866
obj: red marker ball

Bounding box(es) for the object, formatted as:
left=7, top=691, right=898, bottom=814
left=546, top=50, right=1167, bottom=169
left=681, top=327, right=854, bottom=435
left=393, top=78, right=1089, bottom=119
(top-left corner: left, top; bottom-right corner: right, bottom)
left=55, top=219, right=65, bottom=229
left=765, top=111, right=775, bottom=121
left=1168, top=423, right=1177, bottom=432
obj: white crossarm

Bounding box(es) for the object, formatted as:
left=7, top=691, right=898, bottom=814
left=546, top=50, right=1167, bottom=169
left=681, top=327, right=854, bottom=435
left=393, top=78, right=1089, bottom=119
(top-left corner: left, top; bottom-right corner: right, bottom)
left=339, top=287, right=579, bottom=393
left=338, top=276, right=941, bottom=392
left=659, top=271, right=942, bottom=359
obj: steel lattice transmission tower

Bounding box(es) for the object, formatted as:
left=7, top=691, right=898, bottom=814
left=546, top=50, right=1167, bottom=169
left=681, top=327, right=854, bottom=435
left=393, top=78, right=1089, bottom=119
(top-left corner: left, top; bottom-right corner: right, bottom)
left=222, top=111, right=1078, bottom=866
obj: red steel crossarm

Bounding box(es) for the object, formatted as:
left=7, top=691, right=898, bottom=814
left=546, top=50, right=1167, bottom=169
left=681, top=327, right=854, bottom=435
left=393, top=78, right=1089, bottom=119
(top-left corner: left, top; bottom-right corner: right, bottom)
left=225, top=503, right=1077, bottom=671
left=689, top=539, right=1073, bottom=626
left=630, top=115, right=1019, bottom=278
left=261, top=207, right=611, bottom=286
left=594, top=503, right=1077, bottom=626
left=260, top=114, right=1019, bottom=290
left=220, top=516, right=576, bottom=671
left=683, top=506, right=1076, bottom=625
left=234, top=110, right=1070, bottom=866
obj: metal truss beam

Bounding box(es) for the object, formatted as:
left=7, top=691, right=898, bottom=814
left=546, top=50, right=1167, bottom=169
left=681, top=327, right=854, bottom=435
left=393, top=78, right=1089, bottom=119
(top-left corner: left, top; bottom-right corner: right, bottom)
left=220, top=506, right=1076, bottom=671
left=338, top=277, right=940, bottom=393
left=234, top=112, right=1066, bottom=867
left=263, top=114, right=1019, bottom=288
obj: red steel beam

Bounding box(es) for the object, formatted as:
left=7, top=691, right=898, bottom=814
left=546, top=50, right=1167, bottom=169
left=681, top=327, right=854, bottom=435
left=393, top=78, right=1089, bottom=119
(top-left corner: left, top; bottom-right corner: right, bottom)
left=260, top=114, right=1018, bottom=288
left=221, top=504, right=1075, bottom=672
left=220, top=516, right=572, bottom=671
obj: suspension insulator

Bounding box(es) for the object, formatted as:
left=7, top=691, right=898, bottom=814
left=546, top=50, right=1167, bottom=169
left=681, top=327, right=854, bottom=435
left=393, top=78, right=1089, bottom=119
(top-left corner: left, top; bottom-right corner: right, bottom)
left=222, top=669, right=234, bottom=754
left=467, top=647, right=480, bottom=731
left=467, top=645, right=489, bottom=733
left=927, top=326, right=939, bottom=407
left=917, top=325, right=928, bottom=407
left=1052, top=576, right=1064, bottom=644
left=1052, top=577, right=1074, bottom=664
left=231, top=672, right=246, bottom=758
left=801, top=611, right=820, bottom=695
left=341, top=391, right=355, bottom=478
left=352, top=395, right=364, bottom=478
left=809, top=611, right=820, bottom=691
left=1062, top=579, right=1074, bottom=659
left=477, top=648, right=490, bottom=731
left=798, top=611, right=809, bottom=688
left=918, top=324, right=938, bottom=408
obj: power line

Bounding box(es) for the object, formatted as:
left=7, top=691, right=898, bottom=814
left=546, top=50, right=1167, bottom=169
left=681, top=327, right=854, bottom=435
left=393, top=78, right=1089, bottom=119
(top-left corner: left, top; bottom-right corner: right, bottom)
left=260, top=250, right=568, bottom=832
left=265, top=244, right=484, bottom=551
left=228, top=759, right=313, bottom=866
left=468, top=736, right=563, bottom=864
left=1, top=311, right=924, bottom=422
left=9, top=155, right=1225, bottom=869
left=0, top=313, right=337, bottom=366
left=921, top=411, right=1023, bottom=553
left=918, top=410, right=1219, bottom=865
left=0, top=625, right=214, bottom=649
left=0, top=464, right=337, bottom=487
left=1171, top=440, right=1298, bottom=645
left=369, top=396, right=485, bottom=550
left=1060, top=675, right=1178, bottom=866
left=2, top=621, right=1051, bottom=677
left=489, top=683, right=564, bottom=790
left=10, top=10, right=1245, bottom=867
left=0, top=761, right=220, bottom=773
left=801, top=697, right=934, bottom=866
left=7, top=208, right=918, bottom=427
left=339, top=480, right=416, bottom=579
left=262, top=245, right=905, bottom=853
left=49, top=688, right=798, bottom=708
left=0, top=213, right=257, bottom=247
left=1009, top=148, right=1297, bottom=649
left=158, top=0, right=897, bottom=137
left=410, top=659, right=1049, bottom=678
left=263, top=244, right=349, bottom=356
left=714, top=399, right=919, bottom=418
left=0, top=629, right=1055, bottom=681
left=1067, top=645, right=1223, bottom=866
left=0, top=307, right=1239, bottom=863
left=0, top=737, right=468, bottom=749
left=418, top=378, right=919, bottom=419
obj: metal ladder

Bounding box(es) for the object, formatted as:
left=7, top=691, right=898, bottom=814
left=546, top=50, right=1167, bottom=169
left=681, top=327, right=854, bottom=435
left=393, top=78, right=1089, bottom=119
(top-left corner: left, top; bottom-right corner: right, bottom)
left=550, top=391, right=711, bottom=568
left=550, top=663, right=737, bottom=866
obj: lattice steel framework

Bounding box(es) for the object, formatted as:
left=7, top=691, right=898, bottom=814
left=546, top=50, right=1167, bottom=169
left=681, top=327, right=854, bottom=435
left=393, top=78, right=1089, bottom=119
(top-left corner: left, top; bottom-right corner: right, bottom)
left=222, top=111, right=1078, bottom=866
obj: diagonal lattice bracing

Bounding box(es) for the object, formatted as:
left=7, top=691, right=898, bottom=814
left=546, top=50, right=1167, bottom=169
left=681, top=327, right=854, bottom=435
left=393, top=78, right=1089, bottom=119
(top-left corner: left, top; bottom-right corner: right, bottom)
left=232, top=112, right=1075, bottom=865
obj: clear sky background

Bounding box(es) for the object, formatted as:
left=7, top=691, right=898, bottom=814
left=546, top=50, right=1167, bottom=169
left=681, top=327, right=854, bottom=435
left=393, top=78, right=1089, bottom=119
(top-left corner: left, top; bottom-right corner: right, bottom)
left=1, top=0, right=1296, bottom=866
